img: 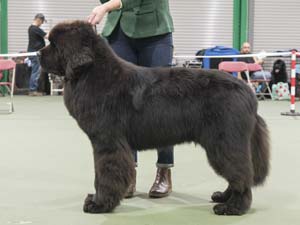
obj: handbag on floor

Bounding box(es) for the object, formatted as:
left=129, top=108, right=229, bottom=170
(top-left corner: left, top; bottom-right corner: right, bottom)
left=272, top=82, right=290, bottom=100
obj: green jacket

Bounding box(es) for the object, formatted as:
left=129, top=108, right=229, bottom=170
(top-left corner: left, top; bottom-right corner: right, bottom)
left=100, top=0, right=174, bottom=38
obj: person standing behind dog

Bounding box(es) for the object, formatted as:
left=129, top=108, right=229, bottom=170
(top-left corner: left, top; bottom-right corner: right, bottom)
left=89, top=0, right=174, bottom=198
left=27, top=13, right=48, bottom=96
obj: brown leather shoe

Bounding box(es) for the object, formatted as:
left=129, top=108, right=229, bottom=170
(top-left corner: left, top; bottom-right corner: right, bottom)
left=149, top=168, right=172, bottom=198
left=28, top=91, right=45, bottom=96
left=124, top=168, right=136, bottom=198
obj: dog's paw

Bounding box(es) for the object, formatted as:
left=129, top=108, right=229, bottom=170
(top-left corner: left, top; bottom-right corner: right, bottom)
left=211, top=191, right=231, bottom=203
left=83, top=194, right=107, bottom=214
left=213, top=203, right=245, bottom=216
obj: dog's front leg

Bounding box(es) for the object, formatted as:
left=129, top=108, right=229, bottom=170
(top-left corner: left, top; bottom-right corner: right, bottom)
left=83, top=139, right=135, bottom=213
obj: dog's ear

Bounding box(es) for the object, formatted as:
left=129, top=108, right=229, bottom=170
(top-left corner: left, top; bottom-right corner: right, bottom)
left=66, top=47, right=94, bottom=79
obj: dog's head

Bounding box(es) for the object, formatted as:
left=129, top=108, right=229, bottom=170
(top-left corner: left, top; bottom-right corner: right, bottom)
left=39, top=21, right=97, bottom=79
left=272, top=59, right=286, bottom=74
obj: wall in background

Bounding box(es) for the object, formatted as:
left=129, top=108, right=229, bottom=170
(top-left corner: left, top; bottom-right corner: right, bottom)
left=7, top=0, right=234, bottom=55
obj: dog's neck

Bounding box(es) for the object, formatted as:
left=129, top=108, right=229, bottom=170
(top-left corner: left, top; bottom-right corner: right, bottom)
left=91, top=36, right=130, bottom=81
left=94, top=37, right=120, bottom=64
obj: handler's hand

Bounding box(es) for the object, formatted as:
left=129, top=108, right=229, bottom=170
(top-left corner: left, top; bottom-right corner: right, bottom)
left=88, top=5, right=108, bottom=25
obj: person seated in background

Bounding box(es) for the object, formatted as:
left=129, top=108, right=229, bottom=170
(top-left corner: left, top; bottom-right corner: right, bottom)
left=238, top=42, right=273, bottom=97
left=237, top=42, right=264, bottom=81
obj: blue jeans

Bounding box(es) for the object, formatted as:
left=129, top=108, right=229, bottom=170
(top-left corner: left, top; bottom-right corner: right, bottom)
left=29, top=56, right=41, bottom=91
left=107, top=24, right=174, bottom=167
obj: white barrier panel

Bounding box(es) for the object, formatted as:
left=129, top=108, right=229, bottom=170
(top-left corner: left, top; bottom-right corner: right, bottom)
left=0, top=51, right=292, bottom=59
left=173, top=52, right=291, bottom=59
left=0, top=52, right=37, bottom=58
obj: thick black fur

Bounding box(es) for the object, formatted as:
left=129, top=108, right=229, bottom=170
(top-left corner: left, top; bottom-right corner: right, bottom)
left=271, top=59, right=288, bottom=84
left=39, top=21, right=270, bottom=216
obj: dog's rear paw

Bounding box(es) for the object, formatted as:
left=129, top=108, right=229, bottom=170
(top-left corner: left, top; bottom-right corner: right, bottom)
left=83, top=194, right=110, bottom=214
left=211, top=190, right=231, bottom=203
left=213, top=203, right=246, bottom=216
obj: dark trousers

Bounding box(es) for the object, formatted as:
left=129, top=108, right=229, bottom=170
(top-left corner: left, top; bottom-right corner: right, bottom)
left=107, top=24, right=174, bottom=167
left=37, top=69, right=51, bottom=95
left=29, top=56, right=41, bottom=91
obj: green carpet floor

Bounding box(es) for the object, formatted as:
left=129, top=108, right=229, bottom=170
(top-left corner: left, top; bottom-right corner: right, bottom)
left=1, top=96, right=300, bottom=225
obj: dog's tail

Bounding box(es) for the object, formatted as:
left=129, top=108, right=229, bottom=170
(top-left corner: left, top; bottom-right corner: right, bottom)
left=251, top=114, right=270, bottom=186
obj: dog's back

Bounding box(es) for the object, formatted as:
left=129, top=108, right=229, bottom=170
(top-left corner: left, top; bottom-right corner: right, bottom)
left=126, top=66, right=257, bottom=150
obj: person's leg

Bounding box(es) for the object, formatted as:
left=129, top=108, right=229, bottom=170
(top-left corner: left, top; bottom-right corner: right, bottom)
left=136, top=33, right=174, bottom=197
left=37, top=69, right=50, bottom=95
left=148, top=146, right=174, bottom=198
left=29, top=56, right=42, bottom=94
left=137, top=33, right=173, bottom=67
left=107, top=23, right=138, bottom=164
left=107, top=23, right=138, bottom=65
left=107, top=24, right=138, bottom=197
left=137, top=35, right=174, bottom=161
left=156, top=146, right=174, bottom=167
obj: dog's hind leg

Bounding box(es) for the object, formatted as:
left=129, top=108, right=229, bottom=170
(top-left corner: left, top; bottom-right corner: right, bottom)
left=83, top=138, right=135, bottom=213
left=205, top=139, right=253, bottom=215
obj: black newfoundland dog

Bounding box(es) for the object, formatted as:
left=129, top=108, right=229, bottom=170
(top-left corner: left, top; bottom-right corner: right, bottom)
left=271, top=59, right=288, bottom=84
left=39, top=21, right=270, bottom=216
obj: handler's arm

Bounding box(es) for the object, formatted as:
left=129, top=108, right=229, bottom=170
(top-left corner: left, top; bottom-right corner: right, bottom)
left=119, top=0, right=142, bottom=11
left=99, top=0, right=142, bottom=10
left=88, top=0, right=142, bottom=25
left=88, top=0, right=120, bottom=25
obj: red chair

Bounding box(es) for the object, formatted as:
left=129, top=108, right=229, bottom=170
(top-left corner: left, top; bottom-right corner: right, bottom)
left=0, top=59, right=16, bottom=113
left=247, top=63, right=273, bottom=100
left=218, top=61, right=251, bottom=83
